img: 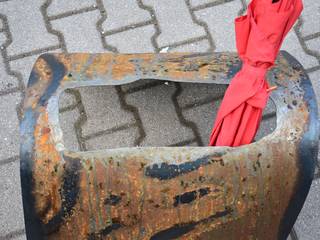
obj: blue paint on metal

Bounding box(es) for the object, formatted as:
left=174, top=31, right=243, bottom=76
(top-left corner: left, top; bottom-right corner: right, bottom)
left=277, top=51, right=319, bottom=240
left=38, top=54, right=66, bottom=106
left=20, top=108, right=44, bottom=240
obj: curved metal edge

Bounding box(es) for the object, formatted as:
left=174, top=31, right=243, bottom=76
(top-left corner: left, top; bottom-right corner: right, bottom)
left=277, top=51, right=319, bottom=239
left=20, top=53, right=66, bottom=240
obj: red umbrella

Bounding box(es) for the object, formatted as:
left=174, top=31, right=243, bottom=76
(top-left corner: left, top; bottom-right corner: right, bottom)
left=209, top=0, right=303, bottom=147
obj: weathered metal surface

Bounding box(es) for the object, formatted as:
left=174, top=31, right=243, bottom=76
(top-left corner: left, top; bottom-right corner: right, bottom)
left=20, top=52, right=319, bottom=240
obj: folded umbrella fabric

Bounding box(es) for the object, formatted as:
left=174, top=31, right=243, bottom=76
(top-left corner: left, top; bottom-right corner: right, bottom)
left=209, top=0, right=303, bottom=147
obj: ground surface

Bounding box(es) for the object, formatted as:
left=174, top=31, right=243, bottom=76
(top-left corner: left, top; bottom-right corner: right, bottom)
left=0, top=0, right=319, bottom=239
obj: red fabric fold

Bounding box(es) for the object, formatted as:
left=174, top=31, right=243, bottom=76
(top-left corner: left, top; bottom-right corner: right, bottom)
left=209, top=0, right=303, bottom=147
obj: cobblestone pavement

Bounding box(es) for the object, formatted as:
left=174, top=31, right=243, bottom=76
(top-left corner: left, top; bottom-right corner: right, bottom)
left=0, top=0, right=319, bottom=239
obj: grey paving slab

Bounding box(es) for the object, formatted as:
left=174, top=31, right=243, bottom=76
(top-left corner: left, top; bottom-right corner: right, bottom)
left=0, top=50, right=19, bottom=92
left=306, top=37, right=320, bottom=56
left=79, top=86, right=136, bottom=138
left=101, top=0, right=151, bottom=31
left=142, top=0, right=206, bottom=47
left=294, top=178, right=320, bottom=240
left=0, top=161, right=25, bottom=236
left=105, top=25, right=155, bottom=52
left=0, top=0, right=59, bottom=56
left=85, top=125, right=140, bottom=150
left=9, top=55, right=39, bottom=86
left=182, top=102, right=220, bottom=145
left=59, top=108, right=80, bottom=151
left=59, top=90, right=77, bottom=110
left=47, top=0, right=96, bottom=16
left=177, top=82, right=227, bottom=108
left=125, top=82, right=195, bottom=146
left=282, top=30, right=319, bottom=69
left=194, top=0, right=242, bottom=51
left=308, top=70, right=320, bottom=112
left=51, top=10, right=107, bottom=52
left=0, top=92, right=20, bottom=161
left=300, top=0, right=320, bottom=37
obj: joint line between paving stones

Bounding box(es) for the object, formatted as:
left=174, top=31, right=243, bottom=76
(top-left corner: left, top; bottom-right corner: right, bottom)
left=295, top=18, right=320, bottom=63
left=136, top=0, right=161, bottom=52
left=0, top=86, right=20, bottom=96
left=238, top=0, right=248, bottom=16
left=116, top=86, right=146, bottom=146
left=103, top=19, right=154, bottom=36
left=169, top=138, right=198, bottom=147
left=0, top=155, right=19, bottom=166
left=123, top=80, right=164, bottom=94
left=83, top=122, right=137, bottom=141
left=41, top=0, right=67, bottom=53
left=95, top=0, right=119, bottom=53
left=0, top=229, right=25, bottom=240
left=290, top=227, right=299, bottom=240
left=65, top=89, right=88, bottom=151
left=47, top=5, right=98, bottom=21
left=185, top=0, right=215, bottom=51
left=8, top=45, right=61, bottom=61
left=191, top=0, right=237, bottom=12
left=172, top=82, right=204, bottom=146
left=181, top=94, right=225, bottom=110
left=303, top=32, right=320, bottom=41
left=160, top=35, right=211, bottom=51
left=0, top=14, right=25, bottom=121
left=306, top=65, right=320, bottom=73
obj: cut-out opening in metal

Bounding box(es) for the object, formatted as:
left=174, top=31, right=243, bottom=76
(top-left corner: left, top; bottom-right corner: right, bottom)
left=58, top=80, right=277, bottom=151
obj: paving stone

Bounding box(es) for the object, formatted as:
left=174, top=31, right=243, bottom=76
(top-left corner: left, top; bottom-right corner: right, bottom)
left=300, top=0, right=320, bottom=37
left=0, top=30, right=6, bottom=44
left=0, top=0, right=59, bottom=56
left=105, top=25, right=155, bottom=52
left=190, top=0, right=218, bottom=7
left=182, top=101, right=221, bottom=145
left=0, top=92, right=20, bottom=161
left=79, top=86, right=135, bottom=137
left=0, top=161, right=25, bottom=236
left=47, top=0, right=95, bottom=16
left=255, top=116, right=276, bottom=141
left=0, top=33, right=19, bottom=92
left=102, top=0, right=151, bottom=31
left=177, top=82, right=227, bottom=108
left=59, top=90, right=77, bottom=110
left=59, top=108, right=80, bottom=151
left=305, top=37, right=320, bottom=56
left=51, top=10, right=106, bottom=52
left=168, top=39, right=211, bottom=52
left=281, top=30, right=319, bottom=69
left=142, top=0, right=206, bottom=47
left=85, top=125, right=139, bottom=150
left=126, top=83, right=195, bottom=146
left=13, top=233, right=27, bottom=240
left=194, top=0, right=242, bottom=51
left=294, top=178, right=320, bottom=240
left=308, top=70, right=320, bottom=110
left=9, top=55, right=40, bottom=86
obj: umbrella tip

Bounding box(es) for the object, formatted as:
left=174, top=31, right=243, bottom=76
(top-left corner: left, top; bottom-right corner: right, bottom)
left=267, top=86, right=278, bottom=92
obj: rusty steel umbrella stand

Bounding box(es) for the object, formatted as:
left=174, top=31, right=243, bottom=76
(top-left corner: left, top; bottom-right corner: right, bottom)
left=20, top=52, right=319, bottom=240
